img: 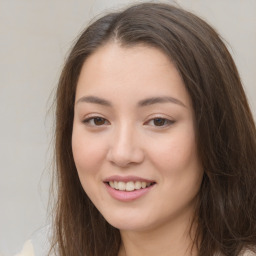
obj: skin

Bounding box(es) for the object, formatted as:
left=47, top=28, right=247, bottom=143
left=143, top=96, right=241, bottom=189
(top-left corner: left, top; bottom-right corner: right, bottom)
left=72, top=43, right=203, bottom=256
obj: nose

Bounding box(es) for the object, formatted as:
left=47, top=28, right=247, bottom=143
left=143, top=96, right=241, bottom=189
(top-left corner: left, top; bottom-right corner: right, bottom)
left=106, top=124, right=144, bottom=168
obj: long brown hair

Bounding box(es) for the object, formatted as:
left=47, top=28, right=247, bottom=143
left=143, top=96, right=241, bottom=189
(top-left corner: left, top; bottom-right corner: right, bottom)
left=51, top=2, right=256, bottom=256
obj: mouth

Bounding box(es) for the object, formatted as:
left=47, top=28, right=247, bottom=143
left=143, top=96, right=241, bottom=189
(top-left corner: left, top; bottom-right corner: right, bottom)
left=105, top=180, right=156, bottom=192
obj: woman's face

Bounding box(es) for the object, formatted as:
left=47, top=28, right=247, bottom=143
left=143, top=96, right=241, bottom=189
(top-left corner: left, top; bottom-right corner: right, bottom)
left=72, top=43, right=203, bottom=232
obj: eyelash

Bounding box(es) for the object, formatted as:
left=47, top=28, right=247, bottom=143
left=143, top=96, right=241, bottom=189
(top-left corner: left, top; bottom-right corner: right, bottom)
left=82, top=116, right=175, bottom=128
left=145, top=117, right=175, bottom=127
left=82, top=116, right=110, bottom=126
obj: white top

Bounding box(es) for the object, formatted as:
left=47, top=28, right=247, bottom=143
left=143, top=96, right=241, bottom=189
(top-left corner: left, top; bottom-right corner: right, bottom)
left=15, top=242, right=256, bottom=256
left=15, top=227, right=256, bottom=256
left=14, top=226, right=52, bottom=256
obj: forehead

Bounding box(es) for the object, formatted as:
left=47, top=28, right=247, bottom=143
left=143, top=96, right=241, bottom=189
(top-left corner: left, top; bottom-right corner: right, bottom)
left=75, top=43, right=191, bottom=107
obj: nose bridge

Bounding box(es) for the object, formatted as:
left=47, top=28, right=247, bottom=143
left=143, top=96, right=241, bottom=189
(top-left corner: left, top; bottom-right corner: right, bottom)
left=107, top=121, right=144, bottom=167
left=116, top=121, right=134, bottom=149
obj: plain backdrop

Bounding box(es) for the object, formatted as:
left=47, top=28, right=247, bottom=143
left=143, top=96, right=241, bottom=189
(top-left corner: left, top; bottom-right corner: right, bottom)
left=0, top=0, right=255, bottom=255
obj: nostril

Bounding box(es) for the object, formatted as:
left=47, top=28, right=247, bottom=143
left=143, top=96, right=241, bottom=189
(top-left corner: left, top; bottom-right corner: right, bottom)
left=106, top=147, right=145, bottom=167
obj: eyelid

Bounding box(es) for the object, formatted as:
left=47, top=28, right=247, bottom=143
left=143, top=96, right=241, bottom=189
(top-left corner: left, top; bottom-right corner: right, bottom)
left=144, top=115, right=176, bottom=127
left=81, top=114, right=175, bottom=127
left=82, top=114, right=110, bottom=126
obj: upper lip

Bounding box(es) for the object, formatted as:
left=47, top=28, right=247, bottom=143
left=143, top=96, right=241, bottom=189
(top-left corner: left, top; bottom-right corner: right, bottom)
left=103, top=175, right=155, bottom=183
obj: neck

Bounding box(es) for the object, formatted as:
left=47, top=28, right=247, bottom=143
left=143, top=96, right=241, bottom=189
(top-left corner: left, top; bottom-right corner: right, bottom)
left=118, top=213, right=198, bottom=256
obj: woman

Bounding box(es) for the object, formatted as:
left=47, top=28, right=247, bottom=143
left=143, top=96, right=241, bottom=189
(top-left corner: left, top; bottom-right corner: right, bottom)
left=50, top=2, right=256, bottom=256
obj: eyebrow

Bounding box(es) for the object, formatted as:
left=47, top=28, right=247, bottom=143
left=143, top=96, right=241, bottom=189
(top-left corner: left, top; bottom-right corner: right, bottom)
left=138, top=96, right=186, bottom=108
left=76, top=96, right=112, bottom=106
left=76, top=95, right=186, bottom=108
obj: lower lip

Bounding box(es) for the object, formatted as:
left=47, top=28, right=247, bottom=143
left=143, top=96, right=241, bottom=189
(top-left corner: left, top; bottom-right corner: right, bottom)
left=105, top=183, right=154, bottom=202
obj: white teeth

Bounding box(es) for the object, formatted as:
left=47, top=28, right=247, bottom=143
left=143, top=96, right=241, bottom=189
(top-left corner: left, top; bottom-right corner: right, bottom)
left=135, top=181, right=141, bottom=190
left=114, top=181, right=118, bottom=189
left=126, top=181, right=135, bottom=191
left=118, top=181, right=126, bottom=190
left=109, top=181, right=114, bottom=188
left=108, top=181, right=153, bottom=191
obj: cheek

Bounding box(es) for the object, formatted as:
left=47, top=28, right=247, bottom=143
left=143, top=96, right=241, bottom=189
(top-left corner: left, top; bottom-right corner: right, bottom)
left=146, top=124, right=202, bottom=186
left=71, top=128, right=109, bottom=203
left=71, top=127, right=107, bottom=176
left=150, top=135, right=198, bottom=170
left=147, top=132, right=203, bottom=215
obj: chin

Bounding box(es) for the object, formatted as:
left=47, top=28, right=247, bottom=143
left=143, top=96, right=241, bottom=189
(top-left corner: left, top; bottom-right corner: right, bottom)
left=109, top=220, right=150, bottom=232
left=102, top=210, right=157, bottom=232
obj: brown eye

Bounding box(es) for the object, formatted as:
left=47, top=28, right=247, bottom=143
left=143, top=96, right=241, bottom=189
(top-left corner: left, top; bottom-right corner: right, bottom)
left=145, top=117, right=175, bottom=128
left=153, top=118, right=167, bottom=126
left=93, top=117, right=106, bottom=125
left=83, top=116, right=109, bottom=126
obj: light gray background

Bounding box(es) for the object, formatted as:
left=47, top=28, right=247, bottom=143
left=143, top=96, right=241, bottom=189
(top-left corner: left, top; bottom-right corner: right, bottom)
left=0, top=0, right=255, bottom=255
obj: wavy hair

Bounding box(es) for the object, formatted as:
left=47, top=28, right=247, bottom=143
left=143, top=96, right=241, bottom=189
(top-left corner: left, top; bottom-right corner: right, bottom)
left=51, top=3, right=256, bottom=256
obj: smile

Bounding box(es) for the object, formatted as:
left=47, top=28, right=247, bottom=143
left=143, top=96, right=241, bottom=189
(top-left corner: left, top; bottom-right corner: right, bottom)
left=104, top=176, right=156, bottom=201
left=108, top=181, right=154, bottom=191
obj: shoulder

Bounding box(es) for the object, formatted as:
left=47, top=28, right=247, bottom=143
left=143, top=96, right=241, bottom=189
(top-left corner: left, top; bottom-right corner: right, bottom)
left=15, top=225, right=54, bottom=256
left=215, top=248, right=256, bottom=256
left=30, top=225, right=51, bottom=255
left=14, top=240, right=34, bottom=256
left=240, top=249, right=256, bottom=256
